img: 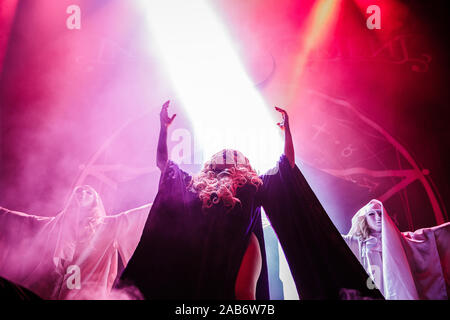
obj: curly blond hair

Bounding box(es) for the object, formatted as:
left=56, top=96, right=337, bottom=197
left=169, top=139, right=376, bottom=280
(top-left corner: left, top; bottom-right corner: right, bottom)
left=188, top=149, right=263, bottom=210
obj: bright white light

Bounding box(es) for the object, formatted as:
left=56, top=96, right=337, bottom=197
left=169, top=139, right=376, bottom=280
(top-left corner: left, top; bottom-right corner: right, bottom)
left=139, top=0, right=283, bottom=173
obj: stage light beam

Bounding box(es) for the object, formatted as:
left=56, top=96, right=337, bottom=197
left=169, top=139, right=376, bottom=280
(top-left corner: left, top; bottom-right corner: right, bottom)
left=0, top=0, right=20, bottom=72
left=288, top=0, right=341, bottom=102
left=137, top=0, right=283, bottom=173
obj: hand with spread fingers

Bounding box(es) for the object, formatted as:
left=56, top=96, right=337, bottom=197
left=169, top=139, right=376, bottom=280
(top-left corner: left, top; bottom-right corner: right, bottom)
left=275, top=106, right=295, bottom=168
left=157, top=100, right=175, bottom=171
left=275, top=106, right=289, bottom=131
left=160, top=100, right=177, bottom=128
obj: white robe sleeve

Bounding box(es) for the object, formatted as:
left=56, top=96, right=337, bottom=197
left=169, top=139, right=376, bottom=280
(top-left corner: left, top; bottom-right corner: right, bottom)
left=399, top=222, right=450, bottom=299
left=108, top=204, right=152, bottom=267
left=0, top=207, right=54, bottom=286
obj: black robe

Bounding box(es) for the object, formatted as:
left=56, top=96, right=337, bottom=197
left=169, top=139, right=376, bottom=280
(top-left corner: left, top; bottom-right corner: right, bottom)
left=258, top=155, right=383, bottom=299
left=119, top=155, right=383, bottom=300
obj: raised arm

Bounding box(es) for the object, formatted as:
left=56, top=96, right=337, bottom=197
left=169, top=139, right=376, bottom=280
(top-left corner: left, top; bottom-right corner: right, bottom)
left=0, top=206, right=53, bottom=223
left=275, top=106, right=295, bottom=168
left=157, top=100, right=176, bottom=171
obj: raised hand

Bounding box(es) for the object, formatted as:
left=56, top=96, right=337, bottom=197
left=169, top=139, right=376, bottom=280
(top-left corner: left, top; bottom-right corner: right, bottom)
left=275, top=106, right=289, bottom=131
left=160, top=100, right=176, bottom=128
left=275, top=106, right=295, bottom=168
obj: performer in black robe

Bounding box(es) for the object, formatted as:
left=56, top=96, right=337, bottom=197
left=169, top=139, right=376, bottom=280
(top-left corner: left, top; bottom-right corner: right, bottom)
left=119, top=102, right=383, bottom=300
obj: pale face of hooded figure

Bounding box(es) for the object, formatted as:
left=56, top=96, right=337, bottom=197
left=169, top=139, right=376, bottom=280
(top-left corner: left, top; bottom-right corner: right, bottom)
left=70, top=185, right=105, bottom=227
left=75, top=185, right=96, bottom=209
left=365, top=202, right=382, bottom=233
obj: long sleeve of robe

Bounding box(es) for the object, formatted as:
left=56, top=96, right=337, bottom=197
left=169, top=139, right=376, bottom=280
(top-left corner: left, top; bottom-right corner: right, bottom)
left=113, top=204, right=153, bottom=267
left=0, top=207, right=57, bottom=298
left=257, top=155, right=384, bottom=299
left=383, top=216, right=449, bottom=300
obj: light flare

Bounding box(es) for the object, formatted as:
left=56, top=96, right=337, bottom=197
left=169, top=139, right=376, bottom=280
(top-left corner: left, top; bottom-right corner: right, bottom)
left=288, top=0, right=341, bottom=102
left=137, top=0, right=283, bottom=173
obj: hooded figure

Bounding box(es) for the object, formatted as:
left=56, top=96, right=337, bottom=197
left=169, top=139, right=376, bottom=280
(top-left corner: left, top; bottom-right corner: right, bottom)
left=0, top=185, right=151, bottom=299
left=343, top=199, right=450, bottom=299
